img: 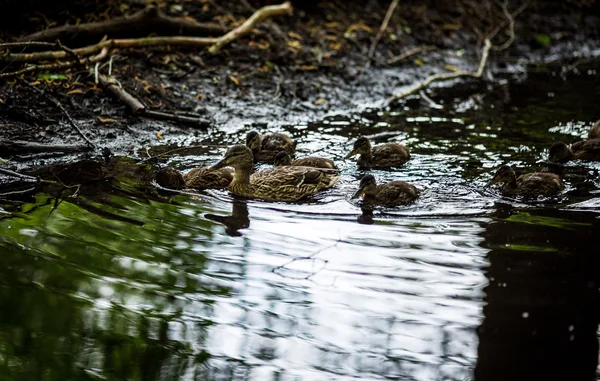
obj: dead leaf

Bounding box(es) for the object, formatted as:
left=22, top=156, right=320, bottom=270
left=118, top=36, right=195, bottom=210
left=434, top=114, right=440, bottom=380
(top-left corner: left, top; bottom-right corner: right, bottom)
left=97, top=116, right=116, bottom=124
left=195, top=93, right=206, bottom=100
left=314, top=98, right=326, bottom=105
left=288, top=31, right=303, bottom=40
left=287, top=40, right=301, bottom=49
left=441, top=23, right=462, bottom=31
left=67, top=89, right=83, bottom=95
left=0, top=98, right=4, bottom=103
left=445, top=64, right=461, bottom=72
left=29, top=81, right=41, bottom=86
left=156, top=131, right=164, bottom=140
left=229, top=76, right=240, bottom=86
left=298, top=65, right=318, bottom=71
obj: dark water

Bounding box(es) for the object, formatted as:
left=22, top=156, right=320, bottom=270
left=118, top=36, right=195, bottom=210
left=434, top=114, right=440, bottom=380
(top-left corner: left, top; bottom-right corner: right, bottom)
left=1, top=63, right=600, bottom=381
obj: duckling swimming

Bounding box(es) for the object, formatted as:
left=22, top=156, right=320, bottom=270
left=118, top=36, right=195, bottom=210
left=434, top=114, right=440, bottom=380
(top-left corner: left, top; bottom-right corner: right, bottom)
left=352, top=174, right=419, bottom=206
left=488, top=165, right=564, bottom=197
left=274, top=151, right=336, bottom=169
left=246, top=130, right=296, bottom=163
left=209, top=145, right=339, bottom=202
left=155, top=167, right=185, bottom=189
left=345, top=137, right=410, bottom=169
left=548, top=140, right=600, bottom=163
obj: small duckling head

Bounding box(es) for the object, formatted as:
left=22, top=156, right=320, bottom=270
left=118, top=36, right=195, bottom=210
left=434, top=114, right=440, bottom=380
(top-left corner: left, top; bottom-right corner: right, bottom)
left=274, top=151, right=292, bottom=166
left=245, top=131, right=262, bottom=152
left=210, top=145, right=254, bottom=171
left=352, top=174, right=378, bottom=199
left=345, top=137, right=371, bottom=159
left=488, top=165, right=516, bottom=186
left=548, top=142, right=573, bottom=163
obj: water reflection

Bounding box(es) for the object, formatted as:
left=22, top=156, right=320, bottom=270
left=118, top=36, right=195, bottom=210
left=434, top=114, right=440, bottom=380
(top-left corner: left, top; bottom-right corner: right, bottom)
left=475, top=207, right=600, bottom=381
left=205, top=200, right=250, bottom=236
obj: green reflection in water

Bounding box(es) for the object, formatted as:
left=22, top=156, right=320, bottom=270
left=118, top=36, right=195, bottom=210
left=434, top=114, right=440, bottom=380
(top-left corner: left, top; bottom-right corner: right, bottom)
left=504, top=212, right=592, bottom=230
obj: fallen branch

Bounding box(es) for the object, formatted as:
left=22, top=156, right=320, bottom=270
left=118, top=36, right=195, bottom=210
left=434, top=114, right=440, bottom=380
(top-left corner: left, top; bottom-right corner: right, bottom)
left=387, top=45, right=437, bottom=65
left=19, top=5, right=225, bottom=43
left=0, top=139, right=93, bottom=156
left=96, top=72, right=210, bottom=128
left=366, top=0, right=400, bottom=66
left=386, top=39, right=491, bottom=106
left=0, top=167, right=40, bottom=182
left=208, top=1, right=293, bottom=54
left=1, top=2, right=293, bottom=63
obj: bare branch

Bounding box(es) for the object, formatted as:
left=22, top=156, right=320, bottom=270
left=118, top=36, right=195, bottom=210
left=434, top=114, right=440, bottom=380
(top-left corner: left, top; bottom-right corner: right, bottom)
left=367, top=0, right=400, bottom=64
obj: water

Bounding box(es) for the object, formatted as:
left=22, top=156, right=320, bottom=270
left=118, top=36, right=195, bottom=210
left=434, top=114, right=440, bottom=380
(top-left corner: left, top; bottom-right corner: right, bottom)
left=1, top=63, right=599, bottom=381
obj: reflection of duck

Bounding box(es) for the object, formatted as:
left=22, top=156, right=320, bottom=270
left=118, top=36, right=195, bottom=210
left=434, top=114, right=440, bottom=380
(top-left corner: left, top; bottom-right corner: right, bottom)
left=209, top=145, right=339, bottom=202
left=548, top=140, right=600, bottom=163
left=274, top=151, right=336, bottom=169
left=183, top=166, right=233, bottom=189
left=205, top=200, right=250, bottom=237
left=488, top=165, right=564, bottom=197
left=345, top=137, right=410, bottom=169
left=246, top=131, right=296, bottom=163
left=357, top=207, right=374, bottom=225
left=352, top=174, right=419, bottom=206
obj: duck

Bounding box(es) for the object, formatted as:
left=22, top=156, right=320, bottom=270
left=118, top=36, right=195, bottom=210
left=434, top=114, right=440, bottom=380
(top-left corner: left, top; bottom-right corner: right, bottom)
left=155, top=166, right=185, bottom=189
left=274, top=151, right=337, bottom=169
left=588, top=120, right=600, bottom=139
left=345, top=136, right=410, bottom=169
left=182, top=166, right=234, bottom=189
left=548, top=140, right=600, bottom=163
left=487, top=165, right=564, bottom=197
left=351, top=174, right=419, bottom=206
left=246, top=130, right=296, bottom=163
left=209, top=145, right=339, bottom=202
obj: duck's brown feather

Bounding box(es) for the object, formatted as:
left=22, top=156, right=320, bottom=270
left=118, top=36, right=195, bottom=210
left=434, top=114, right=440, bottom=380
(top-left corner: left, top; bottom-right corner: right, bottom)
left=183, top=166, right=234, bottom=189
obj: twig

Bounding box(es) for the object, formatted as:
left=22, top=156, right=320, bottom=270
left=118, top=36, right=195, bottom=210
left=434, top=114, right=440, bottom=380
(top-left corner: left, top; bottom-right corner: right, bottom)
left=143, top=110, right=210, bottom=128
left=487, top=0, right=530, bottom=43
left=366, top=0, right=400, bottom=67
left=0, top=41, right=56, bottom=49
left=96, top=72, right=145, bottom=114
left=29, top=84, right=96, bottom=148
left=387, top=45, right=436, bottom=65
left=208, top=1, right=293, bottom=54
left=386, top=39, right=492, bottom=106
left=2, top=2, right=293, bottom=63
left=0, top=139, right=92, bottom=156
left=0, top=167, right=40, bottom=182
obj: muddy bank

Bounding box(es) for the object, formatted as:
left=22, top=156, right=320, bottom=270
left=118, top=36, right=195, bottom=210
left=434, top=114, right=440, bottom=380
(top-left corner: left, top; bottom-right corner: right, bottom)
left=0, top=0, right=599, bottom=177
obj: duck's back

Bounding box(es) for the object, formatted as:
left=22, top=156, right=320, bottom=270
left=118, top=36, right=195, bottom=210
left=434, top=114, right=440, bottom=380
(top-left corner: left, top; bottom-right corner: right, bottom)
left=572, top=138, right=600, bottom=160
left=513, top=172, right=564, bottom=196
left=291, top=157, right=336, bottom=169
left=372, top=143, right=410, bottom=167
left=249, top=166, right=339, bottom=201
left=262, top=133, right=295, bottom=152
left=184, top=166, right=233, bottom=189
left=373, top=181, right=419, bottom=206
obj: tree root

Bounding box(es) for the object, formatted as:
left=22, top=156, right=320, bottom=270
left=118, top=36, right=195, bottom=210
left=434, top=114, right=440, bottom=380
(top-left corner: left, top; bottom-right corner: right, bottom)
left=1, top=2, right=293, bottom=63
left=18, top=5, right=225, bottom=44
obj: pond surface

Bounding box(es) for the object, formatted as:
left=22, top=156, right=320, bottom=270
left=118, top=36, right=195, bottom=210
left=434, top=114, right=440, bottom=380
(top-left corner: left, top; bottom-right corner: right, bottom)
left=1, top=63, right=600, bottom=381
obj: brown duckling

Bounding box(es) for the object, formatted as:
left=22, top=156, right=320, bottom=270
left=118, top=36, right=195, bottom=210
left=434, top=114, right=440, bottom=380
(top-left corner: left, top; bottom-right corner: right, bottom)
left=183, top=166, right=234, bottom=189
left=588, top=120, right=600, bottom=140
left=351, top=174, right=419, bottom=206
left=155, top=167, right=185, bottom=189
left=246, top=130, right=296, bottom=163
left=274, top=151, right=337, bottom=169
left=209, top=145, right=339, bottom=202
left=488, top=165, right=564, bottom=197
left=345, top=137, right=410, bottom=169
left=548, top=140, right=600, bottom=163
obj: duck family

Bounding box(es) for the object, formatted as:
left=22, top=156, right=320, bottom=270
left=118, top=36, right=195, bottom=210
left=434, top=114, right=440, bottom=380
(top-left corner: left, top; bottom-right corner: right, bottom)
left=156, top=119, right=600, bottom=205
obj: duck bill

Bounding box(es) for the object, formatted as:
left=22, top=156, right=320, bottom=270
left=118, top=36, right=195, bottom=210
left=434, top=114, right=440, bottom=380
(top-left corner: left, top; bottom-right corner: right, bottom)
left=351, top=187, right=366, bottom=199
left=208, top=158, right=227, bottom=171
left=345, top=149, right=358, bottom=159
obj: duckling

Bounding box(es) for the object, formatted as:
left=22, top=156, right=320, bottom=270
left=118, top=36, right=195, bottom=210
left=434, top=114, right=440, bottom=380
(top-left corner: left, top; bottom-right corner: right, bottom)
left=155, top=167, right=185, bottom=189
left=351, top=174, right=419, bottom=206
left=183, top=166, right=234, bottom=189
left=588, top=120, right=600, bottom=139
left=274, top=151, right=337, bottom=169
left=209, top=145, right=339, bottom=202
left=488, top=165, right=564, bottom=197
left=548, top=140, right=600, bottom=163
left=246, top=130, right=296, bottom=163
left=345, top=136, right=410, bottom=169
